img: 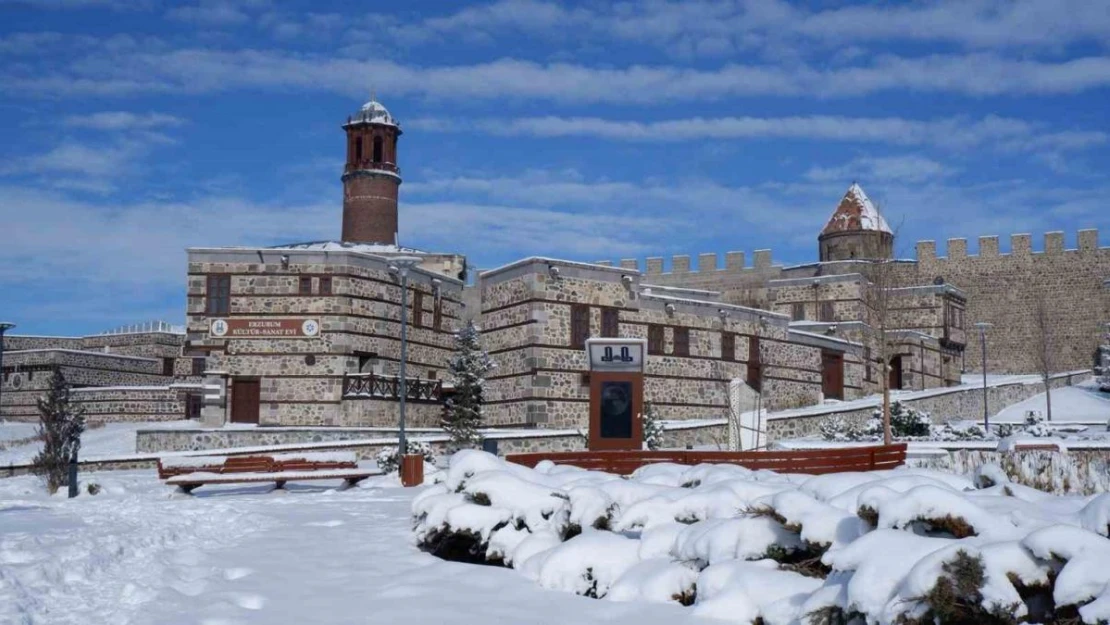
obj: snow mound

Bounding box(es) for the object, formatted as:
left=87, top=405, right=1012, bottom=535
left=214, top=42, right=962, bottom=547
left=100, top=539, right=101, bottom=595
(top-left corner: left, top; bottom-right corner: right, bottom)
left=414, top=451, right=1110, bottom=623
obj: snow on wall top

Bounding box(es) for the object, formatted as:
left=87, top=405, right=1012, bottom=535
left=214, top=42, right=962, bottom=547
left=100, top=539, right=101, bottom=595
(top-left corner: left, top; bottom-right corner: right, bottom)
left=821, top=183, right=892, bottom=236
left=270, top=240, right=425, bottom=255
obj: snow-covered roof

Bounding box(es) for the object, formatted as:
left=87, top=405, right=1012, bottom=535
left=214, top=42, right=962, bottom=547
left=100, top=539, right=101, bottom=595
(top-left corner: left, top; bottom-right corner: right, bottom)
left=270, top=240, right=424, bottom=254
left=821, top=183, right=892, bottom=236
left=345, top=98, right=399, bottom=127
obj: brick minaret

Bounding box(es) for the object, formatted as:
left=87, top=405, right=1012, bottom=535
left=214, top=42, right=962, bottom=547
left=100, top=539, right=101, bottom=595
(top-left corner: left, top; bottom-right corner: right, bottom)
left=341, top=98, right=402, bottom=244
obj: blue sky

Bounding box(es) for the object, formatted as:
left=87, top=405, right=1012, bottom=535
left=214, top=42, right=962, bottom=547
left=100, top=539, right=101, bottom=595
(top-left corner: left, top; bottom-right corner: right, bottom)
left=1, top=0, right=1108, bottom=336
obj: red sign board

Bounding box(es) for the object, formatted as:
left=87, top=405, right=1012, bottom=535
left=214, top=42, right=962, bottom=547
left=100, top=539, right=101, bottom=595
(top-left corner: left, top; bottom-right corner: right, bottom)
left=209, top=318, right=320, bottom=339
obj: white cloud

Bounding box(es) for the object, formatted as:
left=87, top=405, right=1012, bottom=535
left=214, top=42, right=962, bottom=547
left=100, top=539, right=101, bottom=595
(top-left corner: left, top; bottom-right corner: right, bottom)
left=62, top=111, right=186, bottom=131
left=165, top=0, right=267, bottom=26
left=7, top=46, right=1110, bottom=101
left=386, top=0, right=1110, bottom=54
left=805, top=156, right=954, bottom=184
left=407, top=114, right=1106, bottom=154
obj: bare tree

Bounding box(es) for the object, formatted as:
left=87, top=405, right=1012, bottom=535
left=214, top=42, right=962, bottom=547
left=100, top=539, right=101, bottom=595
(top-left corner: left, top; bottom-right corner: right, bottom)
left=1031, top=291, right=1055, bottom=421
left=861, top=259, right=897, bottom=445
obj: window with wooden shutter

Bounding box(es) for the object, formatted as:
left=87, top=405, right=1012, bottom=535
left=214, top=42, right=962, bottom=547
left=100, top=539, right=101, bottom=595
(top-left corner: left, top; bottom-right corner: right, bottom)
left=570, top=304, right=590, bottom=349
left=791, top=302, right=805, bottom=321
left=299, top=276, right=313, bottom=295
left=433, top=296, right=443, bottom=330
left=673, top=327, right=690, bottom=357
left=206, top=275, right=230, bottom=316
left=319, top=276, right=332, bottom=295
left=601, top=307, right=619, bottom=338
left=820, top=301, right=835, bottom=322
left=162, top=357, right=175, bottom=377
left=747, top=335, right=762, bottom=392
left=192, top=357, right=206, bottom=376
left=648, top=324, right=664, bottom=355
left=721, top=333, right=735, bottom=360
left=412, top=290, right=424, bottom=328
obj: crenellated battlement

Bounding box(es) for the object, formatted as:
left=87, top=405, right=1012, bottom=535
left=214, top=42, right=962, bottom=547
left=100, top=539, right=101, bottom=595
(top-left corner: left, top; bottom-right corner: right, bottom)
left=595, top=249, right=778, bottom=275
left=915, top=229, right=1106, bottom=261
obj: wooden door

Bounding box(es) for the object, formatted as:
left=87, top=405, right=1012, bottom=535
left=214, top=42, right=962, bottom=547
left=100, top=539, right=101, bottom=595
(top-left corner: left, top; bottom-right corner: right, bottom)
left=230, top=378, right=260, bottom=424
left=589, top=372, right=643, bottom=450
left=888, top=355, right=904, bottom=390
left=821, top=351, right=844, bottom=401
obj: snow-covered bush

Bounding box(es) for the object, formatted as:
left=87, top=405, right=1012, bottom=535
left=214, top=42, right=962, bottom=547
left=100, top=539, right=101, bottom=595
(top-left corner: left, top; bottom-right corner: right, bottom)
left=869, top=401, right=932, bottom=438
left=640, top=401, right=665, bottom=451
left=414, top=451, right=1110, bottom=623
left=375, top=441, right=435, bottom=473
left=818, top=414, right=864, bottom=442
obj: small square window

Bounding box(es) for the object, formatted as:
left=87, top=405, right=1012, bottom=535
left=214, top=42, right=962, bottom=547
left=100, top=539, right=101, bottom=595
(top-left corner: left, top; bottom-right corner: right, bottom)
left=299, top=276, right=313, bottom=295
left=320, top=276, right=332, bottom=295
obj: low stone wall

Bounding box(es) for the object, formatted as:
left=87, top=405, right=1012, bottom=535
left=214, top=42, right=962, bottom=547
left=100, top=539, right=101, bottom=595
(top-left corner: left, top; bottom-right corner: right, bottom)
left=136, top=426, right=444, bottom=453
left=766, top=371, right=1090, bottom=440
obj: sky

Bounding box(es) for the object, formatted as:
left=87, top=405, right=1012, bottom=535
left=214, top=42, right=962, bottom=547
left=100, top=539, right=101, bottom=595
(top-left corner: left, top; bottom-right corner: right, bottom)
left=1, top=0, right=1108, bottom=336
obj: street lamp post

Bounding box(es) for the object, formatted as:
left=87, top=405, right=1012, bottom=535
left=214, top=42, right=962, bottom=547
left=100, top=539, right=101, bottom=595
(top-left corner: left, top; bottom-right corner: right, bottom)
left=390, top=257, right=422, bottom=460
left=0, top=322, right=15, bottom=419
left=974, top=322, right=992, bottom=432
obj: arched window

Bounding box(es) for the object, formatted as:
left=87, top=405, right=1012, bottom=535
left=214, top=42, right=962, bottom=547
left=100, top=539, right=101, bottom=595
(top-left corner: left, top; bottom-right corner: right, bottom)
left=372, top=136, right=383, bottom=163
left=354, top=136, right=363, bottom=163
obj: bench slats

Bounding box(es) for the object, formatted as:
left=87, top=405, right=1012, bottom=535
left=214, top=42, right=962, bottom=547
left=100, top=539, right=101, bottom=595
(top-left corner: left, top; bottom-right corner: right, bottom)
left=505, top=444, right=907, bottom=475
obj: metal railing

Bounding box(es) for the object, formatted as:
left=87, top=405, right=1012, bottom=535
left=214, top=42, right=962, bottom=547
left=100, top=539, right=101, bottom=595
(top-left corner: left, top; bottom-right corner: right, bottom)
left=99, top=321, right=185, bottom=335
left=342, top=372, right=442, bottom=402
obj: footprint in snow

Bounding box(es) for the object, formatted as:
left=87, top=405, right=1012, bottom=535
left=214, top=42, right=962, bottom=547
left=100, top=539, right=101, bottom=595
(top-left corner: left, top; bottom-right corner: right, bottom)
left=305, top=520, right=344, bottom=527
left=223, top=567, right=253, bottom=580
left=230, top=593, right=267, bottom=610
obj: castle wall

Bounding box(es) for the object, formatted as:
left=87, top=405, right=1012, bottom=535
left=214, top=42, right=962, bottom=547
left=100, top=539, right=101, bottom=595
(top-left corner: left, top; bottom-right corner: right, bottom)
left=907, top=231, right=1110, bottom=374
left=606, top=229, right=1109, bottom=376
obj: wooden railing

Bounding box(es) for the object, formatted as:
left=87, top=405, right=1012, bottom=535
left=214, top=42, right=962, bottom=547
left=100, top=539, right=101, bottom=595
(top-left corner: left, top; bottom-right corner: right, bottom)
left=505, top=443, right=908, bottom=476
left=342, top=373, right=442, bottom=403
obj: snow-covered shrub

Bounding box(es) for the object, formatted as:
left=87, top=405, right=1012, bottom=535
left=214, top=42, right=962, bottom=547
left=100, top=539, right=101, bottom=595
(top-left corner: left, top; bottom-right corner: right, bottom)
left=933, top=421, right=988, bottom=441
left=375, top=441, right=435, bottom=473
left=640, top=401, right=665, bottom=451
left=867, top=401, right=932, bottom=438
left=414, top=450, right=1110, bottom=624
left=818, top=414, right=865, bottom=442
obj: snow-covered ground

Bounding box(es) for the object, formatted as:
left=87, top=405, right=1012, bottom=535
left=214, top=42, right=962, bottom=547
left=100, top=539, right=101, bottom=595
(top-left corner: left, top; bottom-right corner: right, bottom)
left=0, top=420, right=198, bottom=465
left=0, top=470, right=705, bottom=625
left=994, top=382, right=1110, bottom=423
left=0, top=421, right=38, bottom=445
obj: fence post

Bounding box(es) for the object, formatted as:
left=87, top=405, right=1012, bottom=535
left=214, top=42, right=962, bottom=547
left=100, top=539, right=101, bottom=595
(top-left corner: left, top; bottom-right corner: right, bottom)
left=869, top=449, right=876, bottom=471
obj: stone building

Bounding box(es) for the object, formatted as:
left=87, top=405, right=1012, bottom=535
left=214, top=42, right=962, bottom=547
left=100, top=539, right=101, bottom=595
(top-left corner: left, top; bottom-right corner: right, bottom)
left=184, top=241, right=464, bottom=427
left=0, top=323, right=202, bottom=422
left=4, top=96, right=1106, bottom=438
left=476, top=257, right=865, bottom=430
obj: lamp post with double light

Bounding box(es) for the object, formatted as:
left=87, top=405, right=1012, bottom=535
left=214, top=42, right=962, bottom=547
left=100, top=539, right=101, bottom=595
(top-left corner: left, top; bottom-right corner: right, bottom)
left=974, top=322, right=992, bottom=431
left=390, top=257, right=422, bottom=470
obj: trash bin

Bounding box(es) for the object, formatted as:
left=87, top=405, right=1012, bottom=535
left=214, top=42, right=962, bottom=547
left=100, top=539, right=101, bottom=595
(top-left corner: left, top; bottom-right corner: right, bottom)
left=401, top=454, right=424, bottom=487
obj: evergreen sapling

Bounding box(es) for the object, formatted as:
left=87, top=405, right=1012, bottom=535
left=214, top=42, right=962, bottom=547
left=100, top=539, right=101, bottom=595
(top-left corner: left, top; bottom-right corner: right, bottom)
left=441, top=321, right=495, bottom=450
left=32, top=369, right=86, bottom=494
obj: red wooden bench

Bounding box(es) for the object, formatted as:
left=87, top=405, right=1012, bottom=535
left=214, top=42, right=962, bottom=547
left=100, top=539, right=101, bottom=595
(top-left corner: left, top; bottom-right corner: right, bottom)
left=505, top=444, right=907, bottom=475
left=158, top=452, right=380, bottom=494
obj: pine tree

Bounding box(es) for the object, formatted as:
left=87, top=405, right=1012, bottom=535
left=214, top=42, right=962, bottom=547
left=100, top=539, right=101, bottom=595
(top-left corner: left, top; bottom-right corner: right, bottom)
left=641, top=401, right=665, bottom=450
left=441, top=321, right=495, bottom=450
left=32, top=369, right=86, bottom=494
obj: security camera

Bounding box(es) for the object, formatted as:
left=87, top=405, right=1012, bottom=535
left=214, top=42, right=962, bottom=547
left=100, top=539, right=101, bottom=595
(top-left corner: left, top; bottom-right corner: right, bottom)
left=621, top=275, right=634, bottom=286
left=718, top=309, right=730, bottom=320
left=280, top=254, right=290, bottom=267
left=548, top=265, right=560, bottom=279
left=665, top=303, right=676, bottom=315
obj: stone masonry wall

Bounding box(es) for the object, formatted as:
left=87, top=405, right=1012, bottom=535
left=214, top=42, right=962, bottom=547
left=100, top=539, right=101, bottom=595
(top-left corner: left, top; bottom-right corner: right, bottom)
left=479, top=258, right=855, bottom=433
left=186, top=247, right=464, bottom=427
left=766, top=371, right=1090, bottom=440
